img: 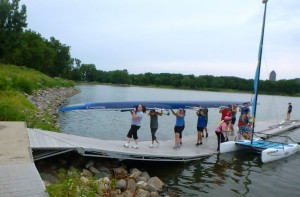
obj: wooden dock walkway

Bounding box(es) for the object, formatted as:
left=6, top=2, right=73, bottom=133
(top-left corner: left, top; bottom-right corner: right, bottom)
left=28, top=128, right=217, bottom=162
left=28, top=119, right=300, bottom=162
left=1, top=119, right=299, bottom=196
left=254, top=119, right=300, bottom=138
left=0, top=122, right=48, bottom=197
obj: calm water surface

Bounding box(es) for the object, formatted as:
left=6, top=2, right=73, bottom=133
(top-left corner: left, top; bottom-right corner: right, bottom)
left=58, top=85, right=300, bottom=197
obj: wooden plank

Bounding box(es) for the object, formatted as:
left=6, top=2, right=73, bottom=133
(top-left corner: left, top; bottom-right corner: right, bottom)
left=0, top=163, right=48, bottom=197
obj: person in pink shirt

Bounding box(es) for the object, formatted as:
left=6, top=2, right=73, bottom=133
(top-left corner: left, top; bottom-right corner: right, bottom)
left=215, top=116, right=232, bottom=151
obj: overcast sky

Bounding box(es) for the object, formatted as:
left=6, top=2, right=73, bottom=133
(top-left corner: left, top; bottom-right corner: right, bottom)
left=20, top=0, right=300, bottom=80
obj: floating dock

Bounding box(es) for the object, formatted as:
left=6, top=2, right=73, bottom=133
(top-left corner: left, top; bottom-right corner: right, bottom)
left=29, top=128, right=217, bottom=162
left=1, top=119, right=299, bottom=196
left=254, top=119, right=300, bottom=139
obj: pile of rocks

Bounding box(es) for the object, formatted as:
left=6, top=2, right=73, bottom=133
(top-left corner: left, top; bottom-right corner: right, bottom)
left=82, top=160, right=166, bottom=197
left=40, top=155, right=175, bottom=197
left=26, top=87, right=79, bottom=128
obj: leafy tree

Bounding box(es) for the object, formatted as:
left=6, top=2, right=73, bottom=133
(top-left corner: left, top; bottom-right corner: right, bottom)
left=0, top=0, right=27, bottom=62
left=46, top=37, right=72, bottom=78
left=260, top=80, right=276, bottom=93
left=169, top=74, right=183, bottom=88
left=181, top=75, right=194, bottom=88
left=8, top=30, right=55, bottom=72
left=94, top=70, right=107, bottom=83
left=144, top=72, right=156, bottom=85
left=195, top=76, right=207, bottom=88
left=116, top=69, right=130, bottom=84
left=79, top=64, right=97, bottom=82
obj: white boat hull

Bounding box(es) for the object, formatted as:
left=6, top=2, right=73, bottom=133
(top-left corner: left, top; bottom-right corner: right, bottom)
left=261, top=144, right=299, bottom=163
left=219, top=138, right=260, bottom=153
left=219, top=141, right=246, bottom=153
left=220, top=139, right=300, bottom=163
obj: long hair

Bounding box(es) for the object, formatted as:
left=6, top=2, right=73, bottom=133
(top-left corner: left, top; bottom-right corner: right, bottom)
left=140, top=104, right=146, bottom=113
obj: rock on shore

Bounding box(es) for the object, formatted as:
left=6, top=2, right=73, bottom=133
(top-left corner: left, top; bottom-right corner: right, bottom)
left=38, top=152, right=175, bottom=196
left=26, top=87, right=79, bottom=128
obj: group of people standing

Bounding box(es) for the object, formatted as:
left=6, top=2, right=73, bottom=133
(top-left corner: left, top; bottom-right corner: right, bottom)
left=123, top=104, right=209, bottom=149
left=122, top=101, right=294, bottom=151
left=214, top=102, right=294, bottom=151
left=215, top=103, right=252, bottom=151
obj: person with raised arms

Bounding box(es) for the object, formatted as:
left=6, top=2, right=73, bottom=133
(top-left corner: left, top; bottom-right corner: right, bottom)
left=124, top=104, right=146, bottom=149
left=171, top=108, right=185, bottom=149
left=148, top=109, right=163, bottom=148
left=196, top=108, right=206, bottom=146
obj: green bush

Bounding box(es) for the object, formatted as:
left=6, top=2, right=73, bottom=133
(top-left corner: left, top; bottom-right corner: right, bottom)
left=13, top=77, right=35, bottom=94
left=0, top=91, right=30, bottom=121
left=46, top=168, right=98, bottom=197
left=0, top=76, right=12, bottom=91
left=0, top=89, right=57, bottom=131
left=0, top=64, right=74, bottom=92
left=0, top=64, right=75, bottom=130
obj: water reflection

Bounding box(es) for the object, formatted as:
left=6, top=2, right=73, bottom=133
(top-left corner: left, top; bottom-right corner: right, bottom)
left=123, top=153, right=263, bottom=196
left=59, top=85, right=300, bottom=197
left=152, top=151, right=300, bottom=197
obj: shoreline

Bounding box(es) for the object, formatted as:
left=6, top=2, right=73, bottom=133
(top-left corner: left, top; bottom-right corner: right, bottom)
left=26, top=87, right=80, bottom=129
left=27, top=87, right=175, bottom=196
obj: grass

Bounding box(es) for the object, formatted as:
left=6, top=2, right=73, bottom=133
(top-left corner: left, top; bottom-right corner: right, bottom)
left=0, top=64, right=74, bottom=93
left=0, top=64, right=75, bottom=130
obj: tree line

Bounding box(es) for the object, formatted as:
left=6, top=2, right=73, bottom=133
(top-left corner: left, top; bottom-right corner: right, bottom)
left=1, top=0, right=299, bottom=96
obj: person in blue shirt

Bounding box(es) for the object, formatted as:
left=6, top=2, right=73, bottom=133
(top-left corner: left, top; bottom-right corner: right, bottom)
left=196, top=109, right=206, bottom=146
left=171, top=108, right=185, bottom=149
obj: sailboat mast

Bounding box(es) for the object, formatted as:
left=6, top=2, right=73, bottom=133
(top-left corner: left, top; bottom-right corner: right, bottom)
left=251, top=0, right=268, bottom=144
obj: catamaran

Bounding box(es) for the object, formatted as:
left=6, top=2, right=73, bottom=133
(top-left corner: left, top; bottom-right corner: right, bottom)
left=220, top=0, right=300, bottom=163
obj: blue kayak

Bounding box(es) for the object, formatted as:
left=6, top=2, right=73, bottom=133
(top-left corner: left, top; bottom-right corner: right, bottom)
left=59, top=100, right=245, bottom=112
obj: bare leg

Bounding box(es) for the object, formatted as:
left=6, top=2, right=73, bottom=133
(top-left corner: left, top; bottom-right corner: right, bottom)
left=205, top=127, right=208, bottom=137
left=197, top=132, right=200, bottom=143
left=175, top=133, right=180, bottom=146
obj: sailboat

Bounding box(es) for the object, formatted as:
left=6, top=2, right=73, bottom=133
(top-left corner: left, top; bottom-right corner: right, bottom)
left=220, top=0, right=299, bottom=163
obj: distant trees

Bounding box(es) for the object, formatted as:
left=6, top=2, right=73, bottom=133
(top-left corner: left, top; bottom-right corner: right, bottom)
left=68, top=70, right=296, bottom=96
left=0, top=0, right=27, bottom=62
left=0, top=1, right=72, bottom=79
left=1, top=0, right=299, bottom=96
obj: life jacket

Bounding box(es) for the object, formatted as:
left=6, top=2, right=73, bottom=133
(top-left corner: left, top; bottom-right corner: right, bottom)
left=238, top=114, right=249, bottom=127
left=240, top=106, right=249, bottom=115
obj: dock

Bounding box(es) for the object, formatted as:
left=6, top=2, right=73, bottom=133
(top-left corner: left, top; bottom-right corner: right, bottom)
left=0, top=122, right=48, bottom=197
left=254, top=119, right=300, bottom=138
left=29, top=119, right=300, bottom=162
left=1, top=119, right=299, bottom=196
left=28, top=128, right=217, bottom=162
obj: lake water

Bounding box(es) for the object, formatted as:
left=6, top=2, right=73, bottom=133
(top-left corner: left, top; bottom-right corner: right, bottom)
left=58, top=85, right=300, bottom=196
